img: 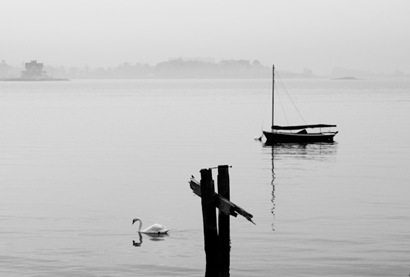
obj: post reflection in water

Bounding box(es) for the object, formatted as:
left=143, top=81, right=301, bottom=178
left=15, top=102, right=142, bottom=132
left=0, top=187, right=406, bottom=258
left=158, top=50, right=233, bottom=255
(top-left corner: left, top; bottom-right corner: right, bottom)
left=263, top=142, right=338, bottom=232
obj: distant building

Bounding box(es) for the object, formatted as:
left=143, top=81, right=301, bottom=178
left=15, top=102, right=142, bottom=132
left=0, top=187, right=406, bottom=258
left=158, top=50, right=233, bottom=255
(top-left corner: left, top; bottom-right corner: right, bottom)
left=21, top=60, right=47, bottom=79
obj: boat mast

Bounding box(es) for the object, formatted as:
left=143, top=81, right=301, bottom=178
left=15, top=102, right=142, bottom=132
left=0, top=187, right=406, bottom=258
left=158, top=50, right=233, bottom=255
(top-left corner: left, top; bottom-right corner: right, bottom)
left=272, top=65, right=275, bottom=129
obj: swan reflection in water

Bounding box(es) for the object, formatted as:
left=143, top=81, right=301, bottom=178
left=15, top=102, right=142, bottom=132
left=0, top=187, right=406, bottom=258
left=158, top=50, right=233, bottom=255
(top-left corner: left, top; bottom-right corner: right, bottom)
left=132, top=218, right=169, bottom=247
left=132, top=232, right=168, bottom=247
left=132, top=233, right=143, bottom=247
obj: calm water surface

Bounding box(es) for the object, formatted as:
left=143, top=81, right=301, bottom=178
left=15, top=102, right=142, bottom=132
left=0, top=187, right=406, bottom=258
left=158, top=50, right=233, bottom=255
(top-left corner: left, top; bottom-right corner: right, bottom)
left=1, top=78, right=410, bottom=276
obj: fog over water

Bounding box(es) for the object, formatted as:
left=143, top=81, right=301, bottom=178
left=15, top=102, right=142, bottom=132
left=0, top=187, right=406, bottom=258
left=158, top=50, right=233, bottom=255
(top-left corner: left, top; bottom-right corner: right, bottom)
left=1, top=0, right=410, bottom=75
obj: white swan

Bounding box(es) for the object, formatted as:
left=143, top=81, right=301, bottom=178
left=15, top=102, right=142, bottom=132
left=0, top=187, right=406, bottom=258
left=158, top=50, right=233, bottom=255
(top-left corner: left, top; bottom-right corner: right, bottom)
left=132, top=218, right=169, bottom=235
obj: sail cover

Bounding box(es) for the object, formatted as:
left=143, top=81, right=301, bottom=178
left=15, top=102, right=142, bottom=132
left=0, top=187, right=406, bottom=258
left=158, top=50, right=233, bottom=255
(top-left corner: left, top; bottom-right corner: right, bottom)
left=272, top=124, right=337, bottom=130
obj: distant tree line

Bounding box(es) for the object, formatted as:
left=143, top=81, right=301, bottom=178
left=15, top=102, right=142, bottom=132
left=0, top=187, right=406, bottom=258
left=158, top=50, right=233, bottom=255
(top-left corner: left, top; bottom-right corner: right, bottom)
left=0, top=60, right=20, bottom=78
left=1, top=59, right=273, bottom=79
left=2, top=59, right=407, bottom=79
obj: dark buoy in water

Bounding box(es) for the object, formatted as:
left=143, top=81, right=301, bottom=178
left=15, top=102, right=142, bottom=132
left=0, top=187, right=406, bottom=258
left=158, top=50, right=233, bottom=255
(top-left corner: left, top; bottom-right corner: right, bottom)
left=254, top=134, right=263, bottom=141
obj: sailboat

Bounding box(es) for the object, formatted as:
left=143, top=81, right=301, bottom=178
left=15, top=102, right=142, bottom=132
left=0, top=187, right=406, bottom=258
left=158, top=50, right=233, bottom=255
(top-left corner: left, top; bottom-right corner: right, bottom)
left=263, top=65, right=338, bottom=144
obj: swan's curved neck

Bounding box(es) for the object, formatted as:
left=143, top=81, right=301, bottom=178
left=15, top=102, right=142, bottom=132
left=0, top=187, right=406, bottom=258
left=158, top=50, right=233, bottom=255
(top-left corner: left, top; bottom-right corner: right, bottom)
left=135, top=219, right=142, bottom=231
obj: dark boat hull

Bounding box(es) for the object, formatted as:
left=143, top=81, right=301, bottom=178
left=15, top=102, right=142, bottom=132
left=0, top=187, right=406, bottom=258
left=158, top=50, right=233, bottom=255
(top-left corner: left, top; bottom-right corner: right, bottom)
left=263, top=131, right=338, bottom=144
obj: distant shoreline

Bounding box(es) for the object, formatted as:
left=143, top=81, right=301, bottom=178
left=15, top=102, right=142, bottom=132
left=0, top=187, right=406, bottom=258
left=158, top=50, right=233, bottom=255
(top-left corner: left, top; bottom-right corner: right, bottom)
left=2, top=77, right=69, bottom=81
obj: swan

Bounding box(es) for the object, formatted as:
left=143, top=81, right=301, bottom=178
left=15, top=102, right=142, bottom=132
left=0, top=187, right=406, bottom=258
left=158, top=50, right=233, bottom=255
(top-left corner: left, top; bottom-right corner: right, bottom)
left=132, top=218, right=169, bottom=235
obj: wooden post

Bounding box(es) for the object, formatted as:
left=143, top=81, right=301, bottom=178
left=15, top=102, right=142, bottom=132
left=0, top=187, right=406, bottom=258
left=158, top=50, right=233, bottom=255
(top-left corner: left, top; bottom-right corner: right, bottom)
left=217, top=165, right=230, bottom=277
left=200, top=168, right=218, bottom=277
left=191, top=166, right=254, bottom=277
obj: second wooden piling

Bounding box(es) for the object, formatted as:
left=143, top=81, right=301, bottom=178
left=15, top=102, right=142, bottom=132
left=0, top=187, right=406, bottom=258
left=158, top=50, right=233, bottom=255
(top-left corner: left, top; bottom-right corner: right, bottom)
left=217, top=165, right=230, bottom=276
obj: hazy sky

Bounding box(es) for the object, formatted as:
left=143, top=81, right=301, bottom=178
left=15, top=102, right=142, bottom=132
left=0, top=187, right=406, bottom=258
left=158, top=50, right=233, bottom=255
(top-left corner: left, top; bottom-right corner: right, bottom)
left=1, top=0, right=409, bottom=74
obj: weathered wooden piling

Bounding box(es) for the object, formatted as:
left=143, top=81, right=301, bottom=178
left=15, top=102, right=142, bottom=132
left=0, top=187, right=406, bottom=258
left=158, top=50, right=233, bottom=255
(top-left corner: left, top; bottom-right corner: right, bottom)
left=200, top=168, right=218, bottom=277
left=190, top=165, right=254, bottom=277
left=217, top=165, right=230, bottom=276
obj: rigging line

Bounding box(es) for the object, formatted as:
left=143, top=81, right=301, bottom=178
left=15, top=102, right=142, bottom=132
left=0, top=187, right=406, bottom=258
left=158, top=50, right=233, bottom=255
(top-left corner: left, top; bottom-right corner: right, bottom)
left=275, top=71, right=307, bottom=125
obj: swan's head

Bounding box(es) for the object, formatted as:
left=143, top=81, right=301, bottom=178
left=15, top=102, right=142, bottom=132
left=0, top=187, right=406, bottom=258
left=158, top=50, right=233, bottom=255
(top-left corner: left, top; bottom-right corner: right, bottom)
left=132, top=218, right=141, bottom=225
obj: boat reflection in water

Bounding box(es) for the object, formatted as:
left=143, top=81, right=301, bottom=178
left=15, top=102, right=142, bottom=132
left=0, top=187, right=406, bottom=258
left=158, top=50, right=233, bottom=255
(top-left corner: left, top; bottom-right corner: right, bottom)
left=263, top=142, right=338, bottom=231
left=267, top=142, right=338, bottom=161
left=270, top=153, right=276, bottom=232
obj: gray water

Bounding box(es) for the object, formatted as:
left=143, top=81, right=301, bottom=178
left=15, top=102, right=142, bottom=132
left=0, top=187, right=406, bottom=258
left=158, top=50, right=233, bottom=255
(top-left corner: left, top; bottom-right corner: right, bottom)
left=1, top=78, right=409, bottom=276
